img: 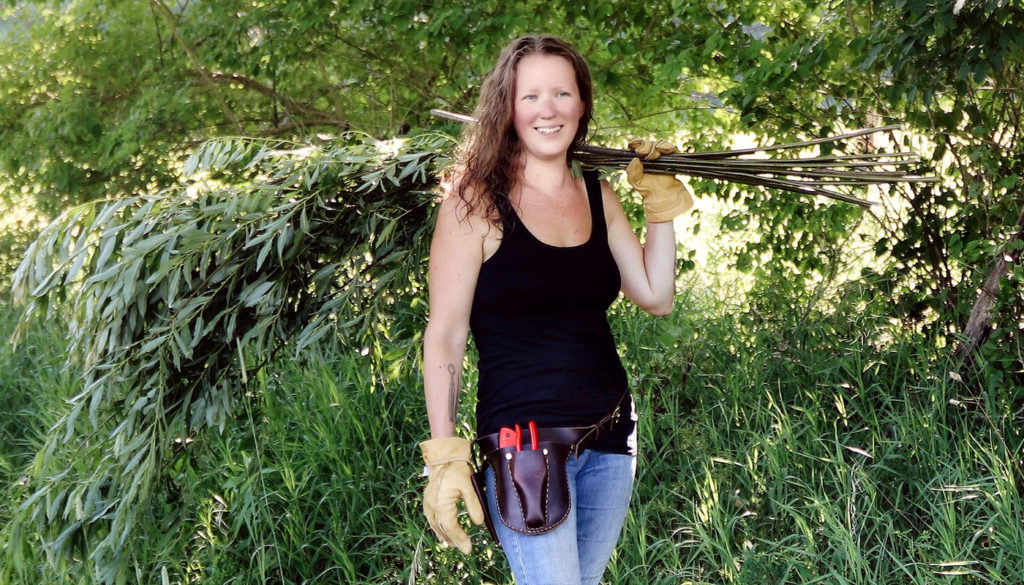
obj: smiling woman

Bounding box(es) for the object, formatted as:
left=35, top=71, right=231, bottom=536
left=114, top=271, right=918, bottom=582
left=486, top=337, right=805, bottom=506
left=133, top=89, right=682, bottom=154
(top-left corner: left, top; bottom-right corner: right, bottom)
left=417, top=35, right=695, bottom=585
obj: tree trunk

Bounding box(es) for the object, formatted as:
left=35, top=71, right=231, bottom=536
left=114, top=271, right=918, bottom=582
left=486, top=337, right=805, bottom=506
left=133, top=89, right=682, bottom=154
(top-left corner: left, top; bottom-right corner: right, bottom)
left=954, top=204, right=1024, bottom=361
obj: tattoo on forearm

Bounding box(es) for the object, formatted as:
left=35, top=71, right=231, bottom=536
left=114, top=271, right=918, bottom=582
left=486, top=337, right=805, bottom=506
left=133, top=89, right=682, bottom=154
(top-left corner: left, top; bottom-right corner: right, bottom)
left=447, top=364, right=460, bottom=423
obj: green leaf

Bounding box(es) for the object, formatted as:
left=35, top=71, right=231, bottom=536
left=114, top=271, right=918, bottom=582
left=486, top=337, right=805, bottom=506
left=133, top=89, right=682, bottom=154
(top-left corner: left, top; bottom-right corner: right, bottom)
left=240, top=280, right=275, bottom=307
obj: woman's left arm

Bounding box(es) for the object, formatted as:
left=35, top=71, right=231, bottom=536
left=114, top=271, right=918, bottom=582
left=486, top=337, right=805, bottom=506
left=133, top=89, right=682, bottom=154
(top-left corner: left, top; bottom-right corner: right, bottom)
left=603, top=179, right=678, bottom=316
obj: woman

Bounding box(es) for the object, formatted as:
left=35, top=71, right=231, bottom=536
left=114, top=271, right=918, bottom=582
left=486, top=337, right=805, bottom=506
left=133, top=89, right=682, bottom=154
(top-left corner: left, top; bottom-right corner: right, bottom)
left=419, top=35, right=693, bottom=585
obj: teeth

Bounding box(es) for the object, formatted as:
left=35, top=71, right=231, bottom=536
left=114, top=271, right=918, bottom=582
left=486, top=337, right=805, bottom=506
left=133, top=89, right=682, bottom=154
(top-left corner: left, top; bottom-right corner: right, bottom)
left=536, top=126, right=561, bottom=135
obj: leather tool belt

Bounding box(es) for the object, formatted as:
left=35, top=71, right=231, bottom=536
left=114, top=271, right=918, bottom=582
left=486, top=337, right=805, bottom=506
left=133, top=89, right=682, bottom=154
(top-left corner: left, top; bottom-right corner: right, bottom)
left=471, top=396, right=627, bottom=542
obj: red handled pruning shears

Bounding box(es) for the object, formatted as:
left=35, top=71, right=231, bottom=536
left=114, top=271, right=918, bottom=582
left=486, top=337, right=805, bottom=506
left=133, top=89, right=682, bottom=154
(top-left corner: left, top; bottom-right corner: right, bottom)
left=498, top=421, right=539, bottom=451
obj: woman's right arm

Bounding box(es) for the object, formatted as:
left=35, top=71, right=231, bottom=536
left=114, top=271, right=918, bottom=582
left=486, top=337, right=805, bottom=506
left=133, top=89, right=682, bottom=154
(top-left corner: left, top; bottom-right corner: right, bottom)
left=422, top=195, right=485, bottom=439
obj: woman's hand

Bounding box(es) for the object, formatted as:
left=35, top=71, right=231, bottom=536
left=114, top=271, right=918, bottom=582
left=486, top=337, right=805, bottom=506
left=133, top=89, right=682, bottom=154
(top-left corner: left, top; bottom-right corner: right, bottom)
left=625, top=139, right=693, bottom=223
left=420, top=437, right=485, bottom=554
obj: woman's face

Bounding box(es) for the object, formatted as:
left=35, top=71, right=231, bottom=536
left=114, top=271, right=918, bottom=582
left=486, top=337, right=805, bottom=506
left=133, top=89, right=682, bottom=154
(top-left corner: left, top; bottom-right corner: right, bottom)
left=512, top=53, right=585, bottom=164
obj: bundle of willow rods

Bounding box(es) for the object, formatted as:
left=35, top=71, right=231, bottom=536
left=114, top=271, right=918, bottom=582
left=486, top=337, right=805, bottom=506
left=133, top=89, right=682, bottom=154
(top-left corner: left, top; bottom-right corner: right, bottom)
left=431, top=109, right=937, bottom=209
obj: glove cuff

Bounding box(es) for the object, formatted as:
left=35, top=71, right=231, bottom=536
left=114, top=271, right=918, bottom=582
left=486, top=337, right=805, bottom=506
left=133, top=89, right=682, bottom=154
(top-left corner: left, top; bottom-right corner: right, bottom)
left=419, top=437, right=473, bottom=467
left=645, top=196, right=693, bottom=222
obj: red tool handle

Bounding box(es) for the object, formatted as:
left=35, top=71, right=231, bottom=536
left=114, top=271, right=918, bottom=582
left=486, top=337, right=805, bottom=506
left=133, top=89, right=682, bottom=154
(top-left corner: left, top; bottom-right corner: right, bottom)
left=528, top=421, right=539, bottom=450
left=498, top=427, right=517, bottom=449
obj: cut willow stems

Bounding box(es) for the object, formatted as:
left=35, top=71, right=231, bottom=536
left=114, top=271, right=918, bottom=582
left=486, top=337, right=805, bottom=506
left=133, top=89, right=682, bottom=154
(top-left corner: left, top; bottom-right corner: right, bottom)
left=431, top=109, right=939, bottom=209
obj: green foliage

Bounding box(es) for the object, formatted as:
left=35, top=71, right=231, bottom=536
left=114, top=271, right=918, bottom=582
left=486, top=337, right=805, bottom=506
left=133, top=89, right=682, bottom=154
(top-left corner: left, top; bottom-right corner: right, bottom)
left=162, top=341, right=507, bottom=585
left=5, top=263, right=1022, bottom=584
left=864, top=0, right=1024, bottom=107
left=682, top=1, right=1024, bottom=372
left=0, top=2, right=198, bottom=210
left=0, top=192, right=45, bottom=293
left=610, top=274, right=1024, bottom=585
left=0, top=0, right=744, bottom=212
left=0, top=305, right=80, bottom=531
left=3, top=133, right=446, bottom=583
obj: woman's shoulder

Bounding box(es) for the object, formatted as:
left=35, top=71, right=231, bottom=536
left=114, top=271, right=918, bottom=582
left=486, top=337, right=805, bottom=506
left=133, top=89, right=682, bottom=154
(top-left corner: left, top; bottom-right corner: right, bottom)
left=593, top=173, right=627, bottom=227
left=434, top=176, right=499, bottom=245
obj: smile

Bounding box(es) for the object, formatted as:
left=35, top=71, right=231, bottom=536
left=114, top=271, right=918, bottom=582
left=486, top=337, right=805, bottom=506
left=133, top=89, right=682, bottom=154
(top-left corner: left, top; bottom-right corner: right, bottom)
left=535, top=125, right=563, bottom=135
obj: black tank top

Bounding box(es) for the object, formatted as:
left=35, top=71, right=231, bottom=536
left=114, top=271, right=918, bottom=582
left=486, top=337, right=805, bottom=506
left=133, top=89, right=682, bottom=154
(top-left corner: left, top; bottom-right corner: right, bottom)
left=470, top=170, right=633, bottom=454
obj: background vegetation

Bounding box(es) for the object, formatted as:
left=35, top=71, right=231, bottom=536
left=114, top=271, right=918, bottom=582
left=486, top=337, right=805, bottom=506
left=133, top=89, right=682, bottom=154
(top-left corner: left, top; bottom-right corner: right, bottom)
left=1, top=1, right=1021, bottom=584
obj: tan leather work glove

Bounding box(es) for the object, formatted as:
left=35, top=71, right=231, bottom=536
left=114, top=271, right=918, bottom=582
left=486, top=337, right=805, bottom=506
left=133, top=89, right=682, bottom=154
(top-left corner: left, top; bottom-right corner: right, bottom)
left=626, top=139, right=694, bottom=223
left=419, top=437, right=485, bottom=554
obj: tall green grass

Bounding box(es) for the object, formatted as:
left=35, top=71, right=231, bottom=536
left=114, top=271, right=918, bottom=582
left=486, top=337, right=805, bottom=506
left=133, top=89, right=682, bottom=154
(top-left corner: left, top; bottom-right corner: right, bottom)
left=166, top=339, right=506, bottom=585
left=609, top=280, right=1023, bottom=585
left=0, top=306, right=82, bottom=530
left=2, top=271, right=1021, bottom=583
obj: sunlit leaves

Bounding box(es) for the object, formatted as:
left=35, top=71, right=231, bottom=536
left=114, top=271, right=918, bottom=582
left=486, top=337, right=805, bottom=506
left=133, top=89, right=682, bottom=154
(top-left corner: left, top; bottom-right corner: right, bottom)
left=0, top=2, right=194, bottom=210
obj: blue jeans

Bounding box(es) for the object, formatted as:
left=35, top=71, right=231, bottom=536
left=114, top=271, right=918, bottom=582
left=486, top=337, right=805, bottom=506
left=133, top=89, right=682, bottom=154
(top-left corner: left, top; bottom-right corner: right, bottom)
left=485, top=449, right=636, bottom=585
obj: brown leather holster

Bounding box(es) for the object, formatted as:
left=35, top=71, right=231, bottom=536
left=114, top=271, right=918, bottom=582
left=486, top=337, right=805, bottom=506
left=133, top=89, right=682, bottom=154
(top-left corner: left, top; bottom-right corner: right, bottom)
left=471, top=398, right=626, bottom=543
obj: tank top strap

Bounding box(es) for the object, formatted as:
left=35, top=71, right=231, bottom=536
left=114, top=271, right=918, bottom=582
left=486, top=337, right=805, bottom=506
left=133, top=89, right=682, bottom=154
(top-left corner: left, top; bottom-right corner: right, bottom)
left=582, top=169, right=606, bottom=240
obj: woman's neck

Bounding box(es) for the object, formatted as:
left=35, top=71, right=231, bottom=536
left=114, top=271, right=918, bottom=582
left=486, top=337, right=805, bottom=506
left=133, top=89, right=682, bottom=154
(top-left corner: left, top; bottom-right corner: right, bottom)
left=519, top=156, right=574, bottom=193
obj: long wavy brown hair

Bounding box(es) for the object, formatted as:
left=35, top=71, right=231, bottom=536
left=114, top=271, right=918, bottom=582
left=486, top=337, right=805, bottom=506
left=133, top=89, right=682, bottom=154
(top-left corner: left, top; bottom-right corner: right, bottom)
left=446, top=35, right=594, bottom=226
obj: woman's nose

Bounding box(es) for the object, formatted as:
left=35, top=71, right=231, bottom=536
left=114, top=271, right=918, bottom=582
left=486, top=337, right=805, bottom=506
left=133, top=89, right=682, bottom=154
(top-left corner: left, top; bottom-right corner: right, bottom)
left=538, top=98, right=556, bottom=117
